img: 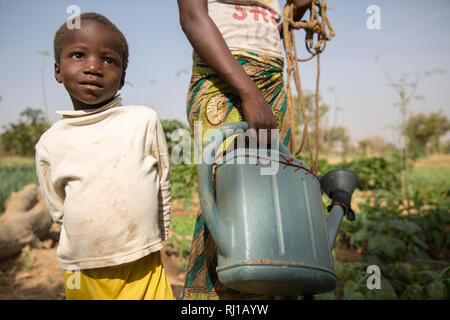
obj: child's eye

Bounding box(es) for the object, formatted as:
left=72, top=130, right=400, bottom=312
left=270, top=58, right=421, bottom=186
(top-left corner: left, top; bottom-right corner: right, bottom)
left=103, top=57, right=115, bottom=65
left=71, top=52, right=84, bottom=59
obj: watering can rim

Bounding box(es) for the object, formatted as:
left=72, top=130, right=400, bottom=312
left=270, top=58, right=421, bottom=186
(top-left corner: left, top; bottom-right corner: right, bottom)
left=207, top=121, right=319, bottom=180
left=215, top=148, right=317, bottom=177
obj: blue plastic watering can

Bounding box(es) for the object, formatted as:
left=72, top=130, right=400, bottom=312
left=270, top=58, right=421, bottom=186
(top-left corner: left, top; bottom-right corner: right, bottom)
left=199, top=122, right=357, bottom=296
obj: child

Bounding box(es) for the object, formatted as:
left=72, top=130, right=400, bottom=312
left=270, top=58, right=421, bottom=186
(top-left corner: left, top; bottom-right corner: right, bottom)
left=35, top=12, right=174, bottom=300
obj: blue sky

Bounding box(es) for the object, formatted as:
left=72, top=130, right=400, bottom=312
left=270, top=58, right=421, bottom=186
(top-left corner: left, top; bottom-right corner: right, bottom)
left=0, top=0, right=449, bottom=146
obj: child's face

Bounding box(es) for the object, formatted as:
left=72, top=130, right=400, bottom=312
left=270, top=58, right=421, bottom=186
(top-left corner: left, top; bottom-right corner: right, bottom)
left=55, top=20, right=125, bottom=110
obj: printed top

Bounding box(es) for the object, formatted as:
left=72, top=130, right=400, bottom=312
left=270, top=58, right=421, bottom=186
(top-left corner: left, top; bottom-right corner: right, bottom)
left=208, top=0, right=283, bottom=59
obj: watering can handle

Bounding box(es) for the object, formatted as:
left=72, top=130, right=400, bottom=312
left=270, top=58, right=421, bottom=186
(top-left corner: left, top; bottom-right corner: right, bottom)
left=202, top=122, right=292, bottom=157
left=199, top=121, right=293, bottom=257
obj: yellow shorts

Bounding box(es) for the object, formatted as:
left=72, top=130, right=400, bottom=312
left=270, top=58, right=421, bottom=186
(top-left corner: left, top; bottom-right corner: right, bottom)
left=63, top=251, right=175, bottom=300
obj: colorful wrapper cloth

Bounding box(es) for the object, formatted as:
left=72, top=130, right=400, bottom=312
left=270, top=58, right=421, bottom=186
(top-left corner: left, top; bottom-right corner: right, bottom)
left=182, top=50, right=293, bottom=300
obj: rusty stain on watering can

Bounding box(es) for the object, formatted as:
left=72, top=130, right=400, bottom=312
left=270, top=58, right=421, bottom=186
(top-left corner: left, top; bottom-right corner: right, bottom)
left=243, top=259, right=307, bottom=267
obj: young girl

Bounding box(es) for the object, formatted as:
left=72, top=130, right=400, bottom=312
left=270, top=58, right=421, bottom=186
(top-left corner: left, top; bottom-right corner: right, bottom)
left=35, top=12, right=174, bottom=300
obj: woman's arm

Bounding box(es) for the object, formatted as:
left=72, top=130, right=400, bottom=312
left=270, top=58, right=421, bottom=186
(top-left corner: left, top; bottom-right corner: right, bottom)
left=177, top=0, right=278, bottom=137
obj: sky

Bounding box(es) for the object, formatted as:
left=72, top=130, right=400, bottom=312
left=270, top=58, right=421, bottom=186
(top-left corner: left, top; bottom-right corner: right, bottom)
left=0, top=0, right=449, bottom=147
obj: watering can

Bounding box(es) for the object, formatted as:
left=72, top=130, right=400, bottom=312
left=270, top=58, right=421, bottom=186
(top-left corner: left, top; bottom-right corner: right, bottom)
left=199, top=122, right=358, bottom=296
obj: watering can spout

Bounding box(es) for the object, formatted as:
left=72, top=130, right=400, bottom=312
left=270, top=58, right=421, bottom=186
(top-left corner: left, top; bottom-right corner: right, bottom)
left=320, top=168, right=358, bottom=249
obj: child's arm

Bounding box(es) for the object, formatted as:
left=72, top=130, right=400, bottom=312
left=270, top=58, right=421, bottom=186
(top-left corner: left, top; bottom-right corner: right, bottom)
left=150, top=116, right=171, bottom=241
left=35, top=144, right=64, bottom=225
left=177, top=0, right=278, bottom=137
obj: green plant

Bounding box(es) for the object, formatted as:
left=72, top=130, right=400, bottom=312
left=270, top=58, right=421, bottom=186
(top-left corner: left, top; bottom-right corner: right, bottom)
left=0, top=162, right=39, bottom=212
left=302, top=156, right=402, bottom=191
left=160, top=119, right=189, bottom=161
left=22, top=247, right=32, bottom=271
left=409, top=166, right=450, bottom=203
left=170, top=216, right=196, bottom=236
left=165, top=216, right=196, bottom=271
left=331, top=190, right=450, bottom=300
left=170, top=164, right=198, bottom=201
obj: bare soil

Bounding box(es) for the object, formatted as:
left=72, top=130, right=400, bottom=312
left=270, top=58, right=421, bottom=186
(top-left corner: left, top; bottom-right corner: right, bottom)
left=0, top=224, right=65, bottom=300
left=414, top=153, right=450, bottom=167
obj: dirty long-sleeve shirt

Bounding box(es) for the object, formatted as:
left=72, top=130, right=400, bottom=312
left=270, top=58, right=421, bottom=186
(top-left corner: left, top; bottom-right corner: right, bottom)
left=35, top=96, right=171, bottom=270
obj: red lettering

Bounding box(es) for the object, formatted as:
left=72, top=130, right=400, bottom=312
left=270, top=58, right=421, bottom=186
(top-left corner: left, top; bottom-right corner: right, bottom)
left=269, top=10, right=279, bottom=25
left=233, top=5, right=247, bottom=20
left=250, top=6, right=269, bottom=23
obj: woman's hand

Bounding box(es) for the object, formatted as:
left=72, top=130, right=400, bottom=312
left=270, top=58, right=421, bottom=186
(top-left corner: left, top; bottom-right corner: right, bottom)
left=289, top=0, right=313, bottom=21
left=291, top=0, right=313, bottom=10
left=239, top=85, right=278, bottom=146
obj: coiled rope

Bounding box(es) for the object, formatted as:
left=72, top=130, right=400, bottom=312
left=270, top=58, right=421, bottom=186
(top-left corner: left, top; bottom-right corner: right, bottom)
left=282, top=0, right=335, bottom=173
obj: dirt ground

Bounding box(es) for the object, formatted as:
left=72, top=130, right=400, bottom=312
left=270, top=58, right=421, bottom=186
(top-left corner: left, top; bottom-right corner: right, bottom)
left=0, top=244, right=189, bottom=300
left=327, top=153, right=450, bottom=167
left=0, top=198, right=200, bottom=300
left=413, top=153, right=450, bottom=167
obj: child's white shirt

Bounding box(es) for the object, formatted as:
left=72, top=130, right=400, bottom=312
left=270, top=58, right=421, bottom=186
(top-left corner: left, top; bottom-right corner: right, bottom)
left=35, top=96, right=171, bottom=270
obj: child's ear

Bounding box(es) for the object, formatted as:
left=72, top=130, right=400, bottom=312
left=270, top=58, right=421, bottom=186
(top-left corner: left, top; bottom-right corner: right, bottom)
left=119, top=71, right=126, bottom=89
left=54, top=62, right=63, bottom=83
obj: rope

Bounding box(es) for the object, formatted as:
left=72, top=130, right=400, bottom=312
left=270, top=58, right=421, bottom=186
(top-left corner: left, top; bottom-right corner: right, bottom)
left=282, top=0, right=335, bottom=173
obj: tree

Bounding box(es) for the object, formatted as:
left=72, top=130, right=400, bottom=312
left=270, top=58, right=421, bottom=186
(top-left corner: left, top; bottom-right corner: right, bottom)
left=0, top=108, right=50, bottom=156
left=444, top=140, right=450, bottom=154
left=293, top=91, right=350, bottom=155
left=20, top=108, right=46, bottom=124
left=328, top=86, right=344, bottom=129
left=293, top=91, right=329, bottom=156
left=322, top=126, right=351, bottom=154
left=375, top=57, right=444, bottom=206
left=358, top=136, right=397, bottom=157
left=404, top=111, right=450, bottom=157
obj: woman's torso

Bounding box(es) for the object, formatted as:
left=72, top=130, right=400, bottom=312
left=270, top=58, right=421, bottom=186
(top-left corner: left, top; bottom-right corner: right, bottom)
left=207, top=0, right=283, bottom=59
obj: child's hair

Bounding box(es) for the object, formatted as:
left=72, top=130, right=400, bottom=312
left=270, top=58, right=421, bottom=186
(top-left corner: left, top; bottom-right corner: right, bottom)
left=53, top=12, right=129, bottom=72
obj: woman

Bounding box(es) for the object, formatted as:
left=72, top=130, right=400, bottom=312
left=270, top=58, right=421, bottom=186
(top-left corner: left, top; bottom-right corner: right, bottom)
left=177, top=0, right=313, bottom=300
